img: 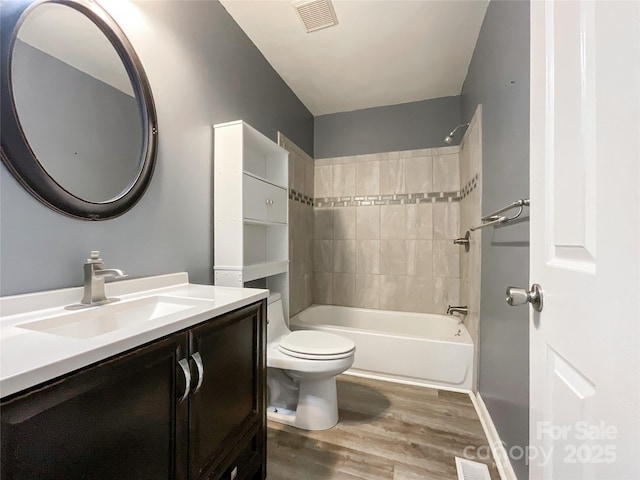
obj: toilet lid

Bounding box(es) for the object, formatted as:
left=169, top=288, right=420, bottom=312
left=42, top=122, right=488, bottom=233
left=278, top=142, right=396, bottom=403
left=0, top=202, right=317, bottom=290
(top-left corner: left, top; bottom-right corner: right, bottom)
left=278, top=331, right=355, bottom=360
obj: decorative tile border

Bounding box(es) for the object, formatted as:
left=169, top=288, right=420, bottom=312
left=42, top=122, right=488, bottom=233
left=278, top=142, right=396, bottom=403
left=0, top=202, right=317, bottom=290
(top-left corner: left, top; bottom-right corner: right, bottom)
left=461, top=173, right=480, bottom=199
left=314, top=191, right=461, bottom=208
left=291, top=182, right=474, bottom=206
left=289, top=188, right=314, bottom=206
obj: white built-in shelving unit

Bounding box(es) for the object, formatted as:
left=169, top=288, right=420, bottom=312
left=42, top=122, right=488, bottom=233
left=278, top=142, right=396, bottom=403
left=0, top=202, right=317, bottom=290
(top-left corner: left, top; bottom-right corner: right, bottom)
left=213, top=120, right=289, bottom=318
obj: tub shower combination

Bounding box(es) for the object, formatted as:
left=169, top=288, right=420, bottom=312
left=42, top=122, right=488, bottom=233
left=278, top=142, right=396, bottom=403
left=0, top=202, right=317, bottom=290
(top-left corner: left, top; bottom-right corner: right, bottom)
left=290, top=305, right=474, bottom=392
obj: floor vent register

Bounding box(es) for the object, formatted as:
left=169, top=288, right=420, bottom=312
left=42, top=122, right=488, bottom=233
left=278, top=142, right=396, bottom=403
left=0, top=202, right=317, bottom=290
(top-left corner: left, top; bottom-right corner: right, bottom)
left=455, top=457, right=491, bottom=480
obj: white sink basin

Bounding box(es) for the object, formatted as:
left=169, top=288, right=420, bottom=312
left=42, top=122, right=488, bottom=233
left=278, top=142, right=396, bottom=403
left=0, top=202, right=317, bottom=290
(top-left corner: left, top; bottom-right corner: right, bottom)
left=16, top=296, right=213, bottom=339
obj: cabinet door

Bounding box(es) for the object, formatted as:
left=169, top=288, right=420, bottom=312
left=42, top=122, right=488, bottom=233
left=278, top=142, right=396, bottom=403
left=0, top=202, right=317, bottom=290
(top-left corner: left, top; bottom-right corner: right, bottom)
left=1, top=334, right=189, bottom=480
left=188, top=302, right=265, bottom=480
left=243, top=175, right=287, bottom=224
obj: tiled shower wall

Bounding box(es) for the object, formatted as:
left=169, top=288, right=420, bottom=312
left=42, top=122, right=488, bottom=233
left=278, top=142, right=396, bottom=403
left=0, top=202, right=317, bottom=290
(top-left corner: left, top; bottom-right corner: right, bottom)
left=279, top=134, right=314, bottom=316
left=459, top=106, right=483, bottom=386
left=313, top=147, right=462, bottom=314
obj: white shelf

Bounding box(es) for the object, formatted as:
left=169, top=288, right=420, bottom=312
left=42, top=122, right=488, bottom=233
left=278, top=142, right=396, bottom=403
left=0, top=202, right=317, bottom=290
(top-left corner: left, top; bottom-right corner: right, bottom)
left=243, top=261, right=289, bottom=283
left=243, top=170, right=287, bottom=190
left=243, top=218, right=287, bottom=227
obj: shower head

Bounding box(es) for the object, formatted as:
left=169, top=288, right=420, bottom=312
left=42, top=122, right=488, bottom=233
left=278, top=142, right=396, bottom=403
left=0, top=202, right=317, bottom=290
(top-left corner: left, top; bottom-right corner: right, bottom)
left=444, top=123, right=470, bottom=145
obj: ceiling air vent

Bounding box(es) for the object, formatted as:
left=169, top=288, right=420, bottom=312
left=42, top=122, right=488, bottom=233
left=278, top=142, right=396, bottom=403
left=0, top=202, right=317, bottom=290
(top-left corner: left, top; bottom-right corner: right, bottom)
left=293, top=0, right=338, bottom=33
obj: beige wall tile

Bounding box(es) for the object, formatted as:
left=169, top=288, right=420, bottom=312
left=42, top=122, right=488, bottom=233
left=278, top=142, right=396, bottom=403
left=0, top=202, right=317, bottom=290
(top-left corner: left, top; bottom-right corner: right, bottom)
left=288, top=238, right=294, bottom=275
left=356, top=240, right=380, bottom=274
left=333, top=273, right=356, bottom=307
left=355, top=274, right=380, bottom=309
left=356, top=206, right=380, bottom=239
left=288, top=199, right=296, bottom=229
left=334, top=240, right=356, bottom=273
left=380, top=240, right=407, bottom=275
left=310, top=147, right=470, bottom=316
left=314, top=208, right=334, bottom=239
left=433, top=277, right=460, bottom=313
left=355, top=161, right=380, bottom=196
left=281, top=136, right=315, bottom=315
left=314, top=165, right=333, bottom=198
left=290, top=274, right=303, bottom=316
left=406, top=240, right=433, bottom=277
left=292, top=236, right=306, bottom=277
left=304, top=159, right=314, bottom=197
left=380, top=159, right=405, bottom=195
left=333, top=206, right=356, bottom=239
left=305, top=236, right=314, bottom=274
left=303, top=272, right=313, bottom=311
left=293, top=154, right=306, bottom=193
left=433, top=154, right=460, bottom=192
left=406, top=203, right=433, bottom=239
left=433, top=203, right=460, bottom=240
left=405, top=156, right=433, bottom=194
left=458, top=106, right=482, bottom=351
left=404, top=276, right=434, bottom=313
left=459, top=139, right=471, bottom=189
left=433, top=145, right=460, bottom=156
left=313, top=240, right=333, bottom=273
left=304, top=204, right=315, bottom=241
left=313, top=272, right=332, bottom=305
left=333, top=163, right=356, bottom=197
left=459, top=277, right=470, bottom=310
left=379, top=275, right=407, bottom=311
left=288, top=158, right=295, bottom=192
left=289, top=198, right=299, bottom=227
left=433, top=240, right=460, bottom=277
left=460, top=240, right=470, bottom=280
left=380, top=205, right=406, bottom=239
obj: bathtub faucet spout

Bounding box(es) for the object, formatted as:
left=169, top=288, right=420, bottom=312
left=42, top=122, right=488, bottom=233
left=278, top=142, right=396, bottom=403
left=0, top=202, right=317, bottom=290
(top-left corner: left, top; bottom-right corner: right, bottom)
left=446, top=305, right=468, bottom=317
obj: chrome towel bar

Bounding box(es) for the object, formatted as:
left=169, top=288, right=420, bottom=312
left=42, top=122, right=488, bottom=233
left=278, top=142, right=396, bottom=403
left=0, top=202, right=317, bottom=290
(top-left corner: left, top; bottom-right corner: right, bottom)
left=470, top=198, right=530, bottom=231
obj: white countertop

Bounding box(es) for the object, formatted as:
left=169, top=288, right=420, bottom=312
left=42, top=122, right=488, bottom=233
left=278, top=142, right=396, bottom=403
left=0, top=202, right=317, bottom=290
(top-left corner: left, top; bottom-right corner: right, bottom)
left=0, top=273, right=268, bottom=398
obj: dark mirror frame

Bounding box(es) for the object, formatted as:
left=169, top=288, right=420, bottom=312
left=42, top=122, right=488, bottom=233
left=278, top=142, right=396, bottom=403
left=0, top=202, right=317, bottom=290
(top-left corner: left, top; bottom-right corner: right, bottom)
left=0, top=0, right=158, bottom=220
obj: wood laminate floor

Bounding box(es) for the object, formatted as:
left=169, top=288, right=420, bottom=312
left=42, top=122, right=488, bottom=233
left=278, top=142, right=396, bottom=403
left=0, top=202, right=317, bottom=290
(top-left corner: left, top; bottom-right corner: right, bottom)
left=267, top=375, right=501, bottom=480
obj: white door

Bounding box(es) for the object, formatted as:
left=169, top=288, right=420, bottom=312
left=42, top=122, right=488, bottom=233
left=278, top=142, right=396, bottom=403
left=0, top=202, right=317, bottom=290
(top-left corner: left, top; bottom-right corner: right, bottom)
left=529, top=1, right=640, bottom=479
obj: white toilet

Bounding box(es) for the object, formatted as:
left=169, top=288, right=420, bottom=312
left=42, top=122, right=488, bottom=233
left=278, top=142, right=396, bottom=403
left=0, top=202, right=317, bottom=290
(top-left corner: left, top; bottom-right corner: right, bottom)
left=266, top=294, right=355, bottom=430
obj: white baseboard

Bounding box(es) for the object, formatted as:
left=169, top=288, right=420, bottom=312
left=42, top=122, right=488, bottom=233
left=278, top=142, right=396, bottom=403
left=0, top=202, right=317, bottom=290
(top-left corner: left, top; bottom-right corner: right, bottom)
left=468, top=392, right=519, bottom=480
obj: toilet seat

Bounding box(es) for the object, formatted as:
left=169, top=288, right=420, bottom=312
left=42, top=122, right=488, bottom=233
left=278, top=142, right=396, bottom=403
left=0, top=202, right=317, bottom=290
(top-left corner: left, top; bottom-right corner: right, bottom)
left=278, top=331, right=355, bottom=360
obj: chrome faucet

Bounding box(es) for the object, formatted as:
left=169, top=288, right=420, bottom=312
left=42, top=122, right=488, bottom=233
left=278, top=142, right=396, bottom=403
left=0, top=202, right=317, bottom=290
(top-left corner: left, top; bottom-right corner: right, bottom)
left=79, top=251, right=127, bottom=307
left=446, top=305, right=468, bottom=316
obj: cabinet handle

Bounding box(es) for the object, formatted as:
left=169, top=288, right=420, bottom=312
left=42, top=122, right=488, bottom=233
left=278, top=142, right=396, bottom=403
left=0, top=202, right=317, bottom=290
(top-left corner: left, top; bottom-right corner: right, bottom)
left=177, top=358, right=191, bottom=402
left=265, top=199, right=274, bottom=206
left=191, top=352, right=205, bottom=395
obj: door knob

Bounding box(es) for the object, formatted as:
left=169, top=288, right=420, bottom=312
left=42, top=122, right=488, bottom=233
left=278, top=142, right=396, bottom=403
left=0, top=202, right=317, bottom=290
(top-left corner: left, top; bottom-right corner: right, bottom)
left=506, top=284, right=543, bottom=312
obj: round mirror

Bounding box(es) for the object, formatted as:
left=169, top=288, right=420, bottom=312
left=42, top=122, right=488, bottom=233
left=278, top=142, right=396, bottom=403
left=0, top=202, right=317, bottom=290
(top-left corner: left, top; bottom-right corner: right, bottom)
left=0, top=0, right=157, bottom=220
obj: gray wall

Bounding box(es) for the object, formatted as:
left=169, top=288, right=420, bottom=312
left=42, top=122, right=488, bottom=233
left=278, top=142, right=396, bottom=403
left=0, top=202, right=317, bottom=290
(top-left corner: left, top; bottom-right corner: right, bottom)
left=0, top=0, right=313, bottom=296
left=12, top=39, right=141, bottom=202
left=314, top=96, right=461, bottom=158
left=461, top=1, right=530, bottom=478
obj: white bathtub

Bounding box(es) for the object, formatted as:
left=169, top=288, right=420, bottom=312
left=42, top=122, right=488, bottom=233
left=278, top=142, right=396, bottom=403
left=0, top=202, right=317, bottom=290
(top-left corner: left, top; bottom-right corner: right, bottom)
left=290, top=305, right=474, bottom=392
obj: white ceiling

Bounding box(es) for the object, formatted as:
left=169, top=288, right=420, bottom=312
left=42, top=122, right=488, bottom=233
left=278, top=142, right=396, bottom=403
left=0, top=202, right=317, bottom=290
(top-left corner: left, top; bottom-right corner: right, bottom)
left=220, top=0, right=489, bottom=116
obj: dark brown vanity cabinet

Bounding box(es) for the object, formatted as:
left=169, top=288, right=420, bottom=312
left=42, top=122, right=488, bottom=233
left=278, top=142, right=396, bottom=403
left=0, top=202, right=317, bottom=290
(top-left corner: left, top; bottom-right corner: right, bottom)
left=0, top=301, right=266, bottom=480
left=1, top=334, right=188, bottom=480
left=188, top=303, right=266, bottom=480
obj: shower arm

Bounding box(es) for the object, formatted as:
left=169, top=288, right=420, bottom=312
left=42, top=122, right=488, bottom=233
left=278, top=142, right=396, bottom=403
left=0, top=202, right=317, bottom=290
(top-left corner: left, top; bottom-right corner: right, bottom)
left=444, top=123, right=470, bottom=144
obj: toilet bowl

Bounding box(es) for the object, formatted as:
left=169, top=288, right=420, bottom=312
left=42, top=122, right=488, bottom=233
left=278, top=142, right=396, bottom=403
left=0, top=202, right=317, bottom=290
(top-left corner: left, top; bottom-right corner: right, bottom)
left=266, top=294, right=355, bottom=430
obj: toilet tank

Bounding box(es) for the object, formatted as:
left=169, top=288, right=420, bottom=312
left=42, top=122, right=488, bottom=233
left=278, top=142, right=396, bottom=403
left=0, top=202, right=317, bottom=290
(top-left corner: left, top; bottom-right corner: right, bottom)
left=267, top=293, right=290, bottom=343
